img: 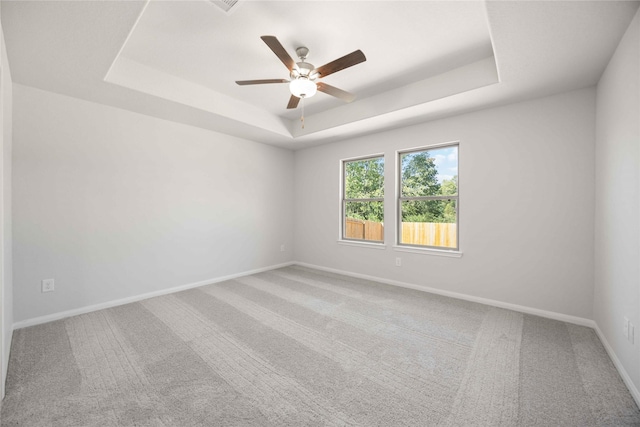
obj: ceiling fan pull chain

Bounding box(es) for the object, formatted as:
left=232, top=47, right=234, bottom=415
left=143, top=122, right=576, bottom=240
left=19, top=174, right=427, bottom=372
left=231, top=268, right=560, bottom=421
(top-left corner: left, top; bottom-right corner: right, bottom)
left=301, top=96, right=305, bottom=129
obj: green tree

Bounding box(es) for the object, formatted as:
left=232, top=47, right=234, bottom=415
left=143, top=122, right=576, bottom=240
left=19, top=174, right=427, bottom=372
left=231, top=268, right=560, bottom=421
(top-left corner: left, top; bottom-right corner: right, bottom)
left=401, top=152, right=443, bottom=221
left=442, top=202, right=456, bottom=223
left=440, top=175, right=458, bottom=223
left=345, top=158, right=384, bottom=222
left=440, top=175, right=457, bottom=196
left=401, top=152, right=441, bottom=197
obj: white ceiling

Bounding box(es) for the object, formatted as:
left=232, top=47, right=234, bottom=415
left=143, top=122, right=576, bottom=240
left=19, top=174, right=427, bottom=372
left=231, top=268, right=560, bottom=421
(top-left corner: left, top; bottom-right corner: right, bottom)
left=120, top=0, right=494, bottom=119
left=2, top=1, right=638, bottom=150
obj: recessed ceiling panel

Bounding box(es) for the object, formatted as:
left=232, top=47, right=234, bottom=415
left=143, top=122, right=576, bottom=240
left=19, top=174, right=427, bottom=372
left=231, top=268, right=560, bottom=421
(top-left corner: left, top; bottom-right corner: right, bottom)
left=118, top=0, right=494, bottom=119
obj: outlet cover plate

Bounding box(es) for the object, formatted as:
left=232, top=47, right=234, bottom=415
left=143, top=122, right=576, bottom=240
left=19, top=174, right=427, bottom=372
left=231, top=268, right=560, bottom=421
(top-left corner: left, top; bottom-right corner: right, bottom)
left=42, top=279, right=55, bottom=293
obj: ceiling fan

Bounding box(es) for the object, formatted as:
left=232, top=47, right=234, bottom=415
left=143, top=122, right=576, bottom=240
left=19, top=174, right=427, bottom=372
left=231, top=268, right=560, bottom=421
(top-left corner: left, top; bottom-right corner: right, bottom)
left=236, top=36, right=366, bottom=110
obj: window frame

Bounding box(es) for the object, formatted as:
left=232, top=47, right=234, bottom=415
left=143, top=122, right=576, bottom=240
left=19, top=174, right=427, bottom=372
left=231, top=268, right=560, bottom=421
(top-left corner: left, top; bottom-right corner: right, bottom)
left=340, top=154, right=385, bottom=244
left=397, top=142, right=459, bottom=251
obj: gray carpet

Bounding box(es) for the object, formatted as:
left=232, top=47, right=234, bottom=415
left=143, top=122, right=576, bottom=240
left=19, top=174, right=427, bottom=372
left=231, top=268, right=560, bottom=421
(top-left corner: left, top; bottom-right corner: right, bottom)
left=2, top=266, right=639, bottom=426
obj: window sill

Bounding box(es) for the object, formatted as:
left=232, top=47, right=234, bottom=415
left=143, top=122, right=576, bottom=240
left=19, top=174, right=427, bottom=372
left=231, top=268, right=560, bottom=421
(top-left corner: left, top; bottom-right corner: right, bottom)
left=393, top=245, right=463, bottom=258
left=337, top=240, right=387, bottom=250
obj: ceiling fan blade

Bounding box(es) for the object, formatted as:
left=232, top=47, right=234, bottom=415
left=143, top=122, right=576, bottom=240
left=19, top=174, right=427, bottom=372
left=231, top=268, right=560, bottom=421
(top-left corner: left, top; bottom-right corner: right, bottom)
left=236, top=79, right=289, bottom=86
left=287, top=95, right=300, bottom=109
left=261, top=36, right=296, bottom=71
left=314, top=50, right=366, bottom=78
left=316, top=82, right=356, bottom=103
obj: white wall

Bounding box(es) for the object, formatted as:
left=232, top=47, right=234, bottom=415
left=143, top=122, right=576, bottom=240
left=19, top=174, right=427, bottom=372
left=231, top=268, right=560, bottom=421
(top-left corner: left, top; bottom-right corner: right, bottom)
left=0, top=15, right=13, bottom=399
left=12, top=84, right=294, bottom=324
left=295, top=88, right=596, bottom=320
left=594, top=8, right=640, bottom=396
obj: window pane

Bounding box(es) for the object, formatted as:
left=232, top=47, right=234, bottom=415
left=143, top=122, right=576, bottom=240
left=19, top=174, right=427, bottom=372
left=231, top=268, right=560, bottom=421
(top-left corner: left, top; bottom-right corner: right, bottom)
left=400, top=199, right=457, bottom=248
left=401, top=146, right=458, bottom=197
left=345, top=157, right=384, bottom=199
left=344, top=201, right=384, bottom=242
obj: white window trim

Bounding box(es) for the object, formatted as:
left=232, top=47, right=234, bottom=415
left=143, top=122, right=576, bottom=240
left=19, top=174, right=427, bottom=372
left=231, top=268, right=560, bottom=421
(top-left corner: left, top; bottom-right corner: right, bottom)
left=339, top=153, right=386, bottom=244
left=393, top=245, right=462, bottom=258
left=396, top=141, right=460, bottom=252
left=338, top=240, right=387, bottom=250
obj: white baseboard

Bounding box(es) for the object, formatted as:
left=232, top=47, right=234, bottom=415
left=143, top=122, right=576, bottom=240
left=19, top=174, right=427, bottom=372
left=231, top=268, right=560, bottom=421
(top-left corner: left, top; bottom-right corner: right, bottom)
left=13, top=261, right=295, bottom=330
left=2, top=327, right=12, bottom=400
left=294, top=261, right=595, bottom=327
left=593, top=323, right=640, bottom=408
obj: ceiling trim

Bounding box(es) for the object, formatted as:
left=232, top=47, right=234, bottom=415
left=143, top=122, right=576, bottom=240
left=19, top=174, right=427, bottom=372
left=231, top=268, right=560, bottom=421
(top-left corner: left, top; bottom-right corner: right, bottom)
left=106, top=29, right=498, bottom=143
left=105, top=56, right=291, bottom=137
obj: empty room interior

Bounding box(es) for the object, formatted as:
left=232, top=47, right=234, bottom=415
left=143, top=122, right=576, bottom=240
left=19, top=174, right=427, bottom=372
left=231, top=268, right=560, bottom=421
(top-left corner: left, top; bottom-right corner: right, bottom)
left=0, top=0, right=639, bottom=425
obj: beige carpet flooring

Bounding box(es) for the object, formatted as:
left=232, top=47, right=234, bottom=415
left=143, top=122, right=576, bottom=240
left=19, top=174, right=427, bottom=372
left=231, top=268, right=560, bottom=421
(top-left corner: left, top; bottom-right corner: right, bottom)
left=2, top=266, right=640, bottom=426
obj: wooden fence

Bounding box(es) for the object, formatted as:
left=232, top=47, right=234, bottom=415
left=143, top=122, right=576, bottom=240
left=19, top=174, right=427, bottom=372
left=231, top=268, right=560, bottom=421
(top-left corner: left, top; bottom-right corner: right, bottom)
left=345, top=218, right=384, bottom=241
left=401, top=222, right=457, bottom=248
left=345, top=218, right=456, bottom=248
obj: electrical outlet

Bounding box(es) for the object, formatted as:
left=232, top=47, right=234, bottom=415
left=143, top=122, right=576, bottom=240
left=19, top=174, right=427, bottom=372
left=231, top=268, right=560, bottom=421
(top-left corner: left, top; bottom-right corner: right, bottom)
left=624, top=317, right=630, bottom=338
left=280, top=244, right=285, bottom=252
left=629, top=323, right=635, bottom=344
left=42, top=279, right=55, bottom=293
left=395, top=257, right=401, bottom=267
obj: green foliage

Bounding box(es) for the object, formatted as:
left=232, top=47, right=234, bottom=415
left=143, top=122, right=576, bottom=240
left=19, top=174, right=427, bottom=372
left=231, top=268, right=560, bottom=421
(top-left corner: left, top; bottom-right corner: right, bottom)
left=345, top=158, right=384, bottom=222
left=440, top=175, right=458, bottom=196
left=345, top=158, right=384, bottom=199
left=401, top=152, right=441, bottom=197
left=344, top=153, right=458, bottom=224
left=443, top=201, right=457, bottom=223
left=402, top=200, right=444, bottom=222
left=401, top=198, right=457, bottom=224
left=345, top=201, right=383, bottom=223
left=439, top=175, right=458, bottom=223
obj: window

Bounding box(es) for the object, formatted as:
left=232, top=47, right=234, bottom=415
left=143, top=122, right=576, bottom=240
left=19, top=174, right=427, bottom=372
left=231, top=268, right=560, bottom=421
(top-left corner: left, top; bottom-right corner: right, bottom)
left=398, top=144, right=458, bottom=250
left=342, top=155, right=384, bottom=243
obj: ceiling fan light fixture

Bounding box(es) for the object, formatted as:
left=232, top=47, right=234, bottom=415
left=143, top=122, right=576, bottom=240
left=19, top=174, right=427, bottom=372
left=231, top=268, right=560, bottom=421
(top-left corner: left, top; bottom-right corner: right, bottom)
left=289, top=77, right=317, bottom=98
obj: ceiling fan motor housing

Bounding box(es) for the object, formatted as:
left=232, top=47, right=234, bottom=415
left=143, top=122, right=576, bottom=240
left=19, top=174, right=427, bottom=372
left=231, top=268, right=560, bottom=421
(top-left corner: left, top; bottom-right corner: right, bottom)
left=292, top=61, right=315, bottom=79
